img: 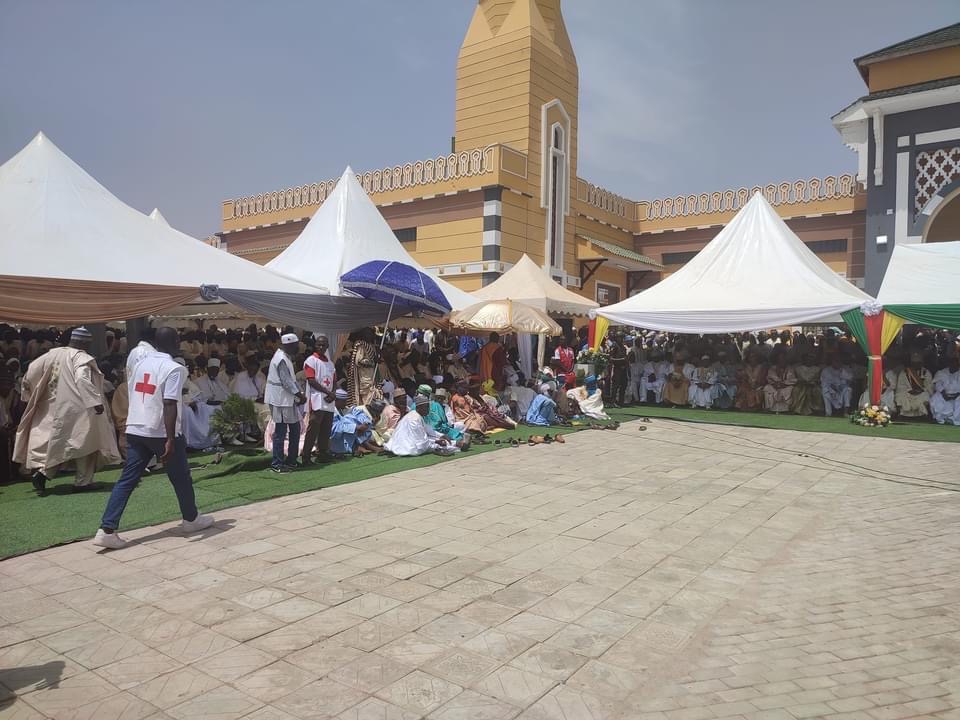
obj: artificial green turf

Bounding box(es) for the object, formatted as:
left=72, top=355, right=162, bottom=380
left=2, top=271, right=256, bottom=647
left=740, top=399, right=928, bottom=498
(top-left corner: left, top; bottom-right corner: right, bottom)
left=2, top=406, right=955, bottom=558
left=609, top=405, right=960, bottom=443
left=0, top=422, right=591, bottom=559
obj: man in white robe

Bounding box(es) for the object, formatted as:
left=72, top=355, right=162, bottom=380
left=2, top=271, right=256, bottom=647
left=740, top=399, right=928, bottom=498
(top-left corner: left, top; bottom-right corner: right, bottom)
left=895, top=353, right=932, bottom=418
left=195, top=358, right=230, bottom=404
left=193, top=357, right=241, bottom=446
left=230, top=354, right=266, bottom=442
left=385, top=394, right=457, bottom=457
left=177, top=359, right=218, bottom=450
left=14, top=327, right=120, bottom=494
left=688, top=355, right=717, bottom=409
left=821, top=355, right=853, bottom=416
left=640, top=351, right=667, bottom=404
left=930, top=355, right=960, bottom=425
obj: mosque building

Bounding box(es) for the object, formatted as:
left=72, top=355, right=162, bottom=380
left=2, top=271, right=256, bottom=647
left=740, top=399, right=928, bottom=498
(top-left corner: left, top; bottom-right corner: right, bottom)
left=216, top=1, right=960, bottom=306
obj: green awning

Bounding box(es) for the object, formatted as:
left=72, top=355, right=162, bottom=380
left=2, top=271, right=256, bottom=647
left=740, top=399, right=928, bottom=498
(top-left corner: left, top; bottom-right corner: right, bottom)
left=578, top=234, right=663, bottom=270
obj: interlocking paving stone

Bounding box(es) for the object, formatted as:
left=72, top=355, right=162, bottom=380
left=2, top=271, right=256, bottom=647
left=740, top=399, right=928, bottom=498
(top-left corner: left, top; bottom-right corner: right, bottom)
left=3, top=422, right=960, bottom=720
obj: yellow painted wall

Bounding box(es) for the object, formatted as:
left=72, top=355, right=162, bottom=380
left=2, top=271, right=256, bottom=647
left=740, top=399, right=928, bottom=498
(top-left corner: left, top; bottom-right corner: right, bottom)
left=866, top=46, right=960, bottom=93
left=407, top=218, right=484, bottom=267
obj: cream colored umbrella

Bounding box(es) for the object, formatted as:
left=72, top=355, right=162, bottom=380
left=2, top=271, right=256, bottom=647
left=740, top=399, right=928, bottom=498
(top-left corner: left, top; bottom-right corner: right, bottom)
left=450, top=298, right=562, bottom=335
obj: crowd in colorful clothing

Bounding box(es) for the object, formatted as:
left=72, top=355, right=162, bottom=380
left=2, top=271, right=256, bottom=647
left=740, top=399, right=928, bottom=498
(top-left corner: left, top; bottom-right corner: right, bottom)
left=2, top=321, right=958, bottom=493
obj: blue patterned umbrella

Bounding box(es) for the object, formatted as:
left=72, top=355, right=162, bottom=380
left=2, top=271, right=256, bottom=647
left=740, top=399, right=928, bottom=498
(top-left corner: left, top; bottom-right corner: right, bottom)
left=340, top=260, right=451, bottom=316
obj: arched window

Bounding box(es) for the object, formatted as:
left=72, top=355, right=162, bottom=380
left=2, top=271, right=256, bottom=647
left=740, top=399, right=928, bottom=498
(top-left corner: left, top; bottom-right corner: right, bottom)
left=547, top=125, right=566, bottom=270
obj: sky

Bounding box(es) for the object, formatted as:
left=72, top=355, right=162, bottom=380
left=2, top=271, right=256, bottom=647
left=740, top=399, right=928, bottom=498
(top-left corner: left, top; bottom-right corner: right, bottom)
left=1, top=1, right=957, bottom=239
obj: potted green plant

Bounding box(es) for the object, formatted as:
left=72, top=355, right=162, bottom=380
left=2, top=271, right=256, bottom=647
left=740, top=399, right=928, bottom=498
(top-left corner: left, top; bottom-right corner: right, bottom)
left=209, top=394, right=258, bottom=445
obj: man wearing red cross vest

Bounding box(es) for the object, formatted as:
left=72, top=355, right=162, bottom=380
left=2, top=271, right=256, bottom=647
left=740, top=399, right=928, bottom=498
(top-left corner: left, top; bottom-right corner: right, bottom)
left=94, top=327, right=214, bottom=549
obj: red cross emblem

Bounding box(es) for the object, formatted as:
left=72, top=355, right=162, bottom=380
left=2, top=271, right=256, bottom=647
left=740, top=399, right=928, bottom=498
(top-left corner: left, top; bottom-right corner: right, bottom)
left=135, top=373, right=157, bottom=400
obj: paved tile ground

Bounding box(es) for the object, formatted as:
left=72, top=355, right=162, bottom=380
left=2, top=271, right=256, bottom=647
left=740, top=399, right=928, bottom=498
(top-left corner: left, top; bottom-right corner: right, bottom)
left=2, top=419, right=959, bottom=720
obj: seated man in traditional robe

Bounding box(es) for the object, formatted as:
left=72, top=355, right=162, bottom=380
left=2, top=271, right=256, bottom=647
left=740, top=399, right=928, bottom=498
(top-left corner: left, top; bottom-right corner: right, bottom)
left=376, top=389, right=406, bottom=444
left=191, top=357, right=244, bottom=446
left=526, top=384, right=558, bottom=426
left=895, top=353, right=932, bottom=418
left=504, top=382, right=536, bottom=421
left=194, top=358, right=230, bottom=405
left=735, top=352, right=766, bottom=411
left=451, top=380, right=513, bottom=433
left=178, top=359, right=220, bottom=450
left=820, top=354, right=853, bottom=416
left=764, top=353, right=796, bottom=413
left=688, top=355, right=717, bottom=409
left=640, top=351, right=667, bottom=404
left=711, top=351, right=738, bottom=409
left=930, top=354, right=960, bottom=425
left=230, top=354, right=266, bottom=442
left=330, top=389, right=379, bottom=457
left=662, top=353, right=690, bottom=407
left=566, top=381, right=608, bottom=420
left=353, top=398, right=388, bottom=445
left=790, top=353, right=823, bottom=416
left=385, top=394, right=459, bottom=456
left=423, top=386, right=465, bottom=443
left=231, top=354, right=265, bottom=402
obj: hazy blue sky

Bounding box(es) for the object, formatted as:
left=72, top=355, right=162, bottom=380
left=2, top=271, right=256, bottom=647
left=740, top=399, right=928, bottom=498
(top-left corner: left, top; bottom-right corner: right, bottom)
left=2, top=1, right=957, bottom=238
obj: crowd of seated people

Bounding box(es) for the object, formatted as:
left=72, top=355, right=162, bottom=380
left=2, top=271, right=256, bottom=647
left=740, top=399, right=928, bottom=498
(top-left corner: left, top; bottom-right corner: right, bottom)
left=1, top=321, right=956, bottom=482
left=593, top=328, right=960, bottom=423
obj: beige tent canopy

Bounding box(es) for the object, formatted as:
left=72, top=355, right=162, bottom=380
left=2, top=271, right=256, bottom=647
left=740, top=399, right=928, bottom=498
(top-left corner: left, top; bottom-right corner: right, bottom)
left=450, top=299, right=562, bottom=336
left=472, top=254, right=599, bottom=316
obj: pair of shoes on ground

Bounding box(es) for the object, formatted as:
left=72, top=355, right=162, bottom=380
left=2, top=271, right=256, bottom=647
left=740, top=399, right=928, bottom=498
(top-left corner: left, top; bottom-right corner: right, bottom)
left=271, top=462, right=300, bottom=474
left=93, top=513, right=215, bottom=550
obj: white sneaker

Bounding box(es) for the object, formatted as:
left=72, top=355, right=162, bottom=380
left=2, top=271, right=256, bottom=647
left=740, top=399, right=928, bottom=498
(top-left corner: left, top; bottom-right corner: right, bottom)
left=241, top=434, right=257, bottom=443
left=181, top=514, right=215, bottom=533
left=93, top=529, right=128, bottom=549
left=228, top=438, right=244, bottom=446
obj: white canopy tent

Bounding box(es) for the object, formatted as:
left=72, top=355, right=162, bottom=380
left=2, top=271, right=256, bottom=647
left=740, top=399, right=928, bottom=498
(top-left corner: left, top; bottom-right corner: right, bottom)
left=0, top=133, right=394, bottom=330
left=876, top=241, right=960, bottom=330
left=471, top=253, right=599, bottom=316
left=597, top=193, right=871, bottom=333
left=877, top=241, right=960, bottom=306
left=267, top=167, right=477, bottom=312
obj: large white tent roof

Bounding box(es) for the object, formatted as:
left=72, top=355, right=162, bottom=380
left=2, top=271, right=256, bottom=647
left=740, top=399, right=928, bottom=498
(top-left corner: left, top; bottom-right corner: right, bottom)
left=597, top=192, right=871, bottom=333
left=877, top=241, right=960, bottom=305
left=0, top=133, right=393, bottom=329
left=267, top=167, right=477, bottom=311
left=472, top=253, right=599, bottom=316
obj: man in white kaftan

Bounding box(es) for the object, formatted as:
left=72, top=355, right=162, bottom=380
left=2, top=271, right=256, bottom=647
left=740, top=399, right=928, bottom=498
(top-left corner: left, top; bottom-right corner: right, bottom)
left=821, top=356, right=853, bottom=416
left=195, top=358, right=230, bottom=404
left=688, top=355, right=717, bottom=409
left=566, top=385, right=608, bottom=420
left=895, top=354, right=932, bottom=418
left=14, top=327, right=119, bottom=494
left=178, top=359, right=219, bottom=450
left=385, top=394, right=457, bottom=457
left=230, top=354, right=266, bottom=442
left=640, top=352, right=667, bottom=404
left=930, top=356, right=960, bottom=425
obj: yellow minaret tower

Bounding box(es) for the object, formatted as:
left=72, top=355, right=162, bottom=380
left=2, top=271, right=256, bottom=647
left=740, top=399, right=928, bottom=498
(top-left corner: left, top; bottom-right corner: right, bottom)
left=455, top=0, right=580, bottom=277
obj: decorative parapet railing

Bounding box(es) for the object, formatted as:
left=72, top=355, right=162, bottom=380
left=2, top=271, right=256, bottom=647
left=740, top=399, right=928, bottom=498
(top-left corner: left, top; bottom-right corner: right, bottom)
left=637, top=174, right=858, bottom=222
left=577, top=180, right=629, bottom=218
left=227, top=146, right=496, bottom=220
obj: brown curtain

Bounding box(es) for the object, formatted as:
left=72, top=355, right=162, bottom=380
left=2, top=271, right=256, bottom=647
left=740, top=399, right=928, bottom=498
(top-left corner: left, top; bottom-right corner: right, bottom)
left=0, top=275, right=197, bottom=324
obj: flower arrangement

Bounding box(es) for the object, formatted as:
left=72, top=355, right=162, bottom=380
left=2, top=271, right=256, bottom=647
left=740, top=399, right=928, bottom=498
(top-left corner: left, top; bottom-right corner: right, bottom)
left=850, top=404, right=891, bottom=427
left=576, top=348, right=610, bottom=376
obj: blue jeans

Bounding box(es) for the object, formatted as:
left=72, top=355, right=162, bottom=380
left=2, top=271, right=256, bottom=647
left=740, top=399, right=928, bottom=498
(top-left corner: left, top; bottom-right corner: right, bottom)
left=100, top=434, right=197, bottom=531
left=272, top=423, right=300, bottom=468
